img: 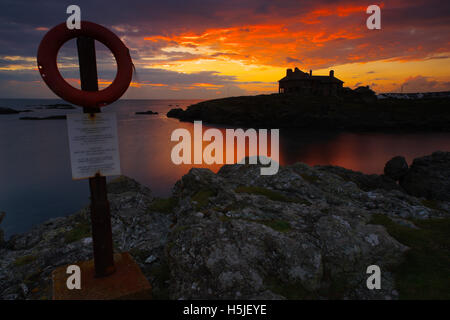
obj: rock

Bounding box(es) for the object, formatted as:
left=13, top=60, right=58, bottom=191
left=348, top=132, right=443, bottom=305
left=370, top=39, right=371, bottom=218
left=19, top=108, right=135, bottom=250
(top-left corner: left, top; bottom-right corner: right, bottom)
left=26, top=103, right=74, bottom=109
left=106, top=175, right=151, bottom=196
left=135, top=110, right=158, bottom=115
left=0, top=107, right=19, bottom=114
left=19, top=115, right=66, bottom=120
left=400, top=151, right=450, bottom=201
left=144, top=255, right=157, bottom=264
left=20, top=283, right=28, bottom=296
left=166, top=163, right=413, bottom=299
left=82, top=237, right=92, bottom=245
left=315, top=165, right=401, bottom=192
left=384, top=156, right=409, bottom=181
left=168, top=164, right=424, bottom=299
left=41, top=104, right=75, bottom=109
left=166, top=108, right=184, bottom=118
left=391, top=218, right=418, bottom=229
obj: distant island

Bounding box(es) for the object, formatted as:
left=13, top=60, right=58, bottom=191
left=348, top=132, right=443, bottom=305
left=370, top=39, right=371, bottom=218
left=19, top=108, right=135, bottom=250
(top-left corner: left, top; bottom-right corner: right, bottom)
left=19, top=115, right=66, bottom=120
left=0, top=107, right=32, bottom=114
left=0, top=103, right=75, bottom=115
left=30, top=104, right=75, bottom=110
left=168, top=67, right=450, bottom=131
left=135, top=110, right=158, bottom=115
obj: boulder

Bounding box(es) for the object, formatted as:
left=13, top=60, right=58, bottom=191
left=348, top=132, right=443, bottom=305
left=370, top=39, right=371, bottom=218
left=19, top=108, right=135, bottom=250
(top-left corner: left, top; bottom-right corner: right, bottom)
left=166, top=108, right=184, bottom=118
left=316, top=165, right=401, bottom=192
left=167, top=164, right=412, bottom=299
left=384, top=156, right=409, bottom=181
left=0, top=107, right=19, bottom=114
left=400, top=151, right=450, bottom=201
left=19, top=115, right=66, bottom=120
left=135, top=110, right=158, bottom=115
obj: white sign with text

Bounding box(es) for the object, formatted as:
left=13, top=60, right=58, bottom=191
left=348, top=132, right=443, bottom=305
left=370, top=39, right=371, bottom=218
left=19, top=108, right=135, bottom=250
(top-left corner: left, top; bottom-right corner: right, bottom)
left=67, top=112, right=121, bottom=179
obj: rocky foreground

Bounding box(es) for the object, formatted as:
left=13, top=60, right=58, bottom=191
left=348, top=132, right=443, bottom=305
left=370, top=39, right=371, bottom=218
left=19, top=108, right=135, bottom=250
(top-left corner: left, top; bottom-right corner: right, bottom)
left=0, top=152, right=449, bottom=300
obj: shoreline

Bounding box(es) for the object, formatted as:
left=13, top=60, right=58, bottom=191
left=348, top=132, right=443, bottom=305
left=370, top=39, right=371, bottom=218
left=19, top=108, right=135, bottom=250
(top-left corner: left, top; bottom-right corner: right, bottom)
left=167, top=93, right=450, bottom=132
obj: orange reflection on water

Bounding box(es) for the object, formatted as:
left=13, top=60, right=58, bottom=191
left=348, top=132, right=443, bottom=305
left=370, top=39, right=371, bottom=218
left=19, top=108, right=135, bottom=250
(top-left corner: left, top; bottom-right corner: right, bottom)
left=119, top=117, right=450, bottom=196
left=282, top=131, right=450, bottom=174
left=119, top=120, right=280, bottom=195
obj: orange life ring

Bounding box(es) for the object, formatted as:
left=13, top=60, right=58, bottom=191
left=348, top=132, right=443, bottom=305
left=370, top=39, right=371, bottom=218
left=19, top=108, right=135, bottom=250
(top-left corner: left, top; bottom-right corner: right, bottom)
left=37, top=21, right=133, bottom=107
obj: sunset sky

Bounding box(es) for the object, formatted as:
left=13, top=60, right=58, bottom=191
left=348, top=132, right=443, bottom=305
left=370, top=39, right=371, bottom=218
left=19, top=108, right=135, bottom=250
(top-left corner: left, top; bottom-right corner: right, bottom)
left=0, top=0, right=449, bottom=99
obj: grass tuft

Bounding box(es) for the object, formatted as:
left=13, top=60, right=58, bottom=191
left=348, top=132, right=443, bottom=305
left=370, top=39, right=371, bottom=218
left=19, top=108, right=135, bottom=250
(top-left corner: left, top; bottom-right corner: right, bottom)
left=14, top=255, right=37, bottom=267
left=421, top=199, right=440, bottom=211
left=64, top=222, right=91, bottom=244
left=235, top=186, right=290, bottom=202
left=264, top=275, right=318, bottom=299
left=300, top=173, right=319, bottom=184
left=369, top=213, right=450, bottom=299
left=192, top=190, right=216, bottom=210
left=261, top=220, right=292, bottom=233
left=235, top=186, right=311, bottom=205
left=149, top=197, right=178, bottom=213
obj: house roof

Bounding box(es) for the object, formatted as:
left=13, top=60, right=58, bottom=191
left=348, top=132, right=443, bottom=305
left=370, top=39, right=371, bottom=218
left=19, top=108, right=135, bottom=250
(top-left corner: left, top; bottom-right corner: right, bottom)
left=279, top=71, right=343, bottom=84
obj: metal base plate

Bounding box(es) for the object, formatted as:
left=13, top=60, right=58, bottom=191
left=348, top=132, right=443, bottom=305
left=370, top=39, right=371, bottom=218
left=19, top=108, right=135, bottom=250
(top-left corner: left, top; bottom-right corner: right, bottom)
left=52, top=252, right=152, bottom=300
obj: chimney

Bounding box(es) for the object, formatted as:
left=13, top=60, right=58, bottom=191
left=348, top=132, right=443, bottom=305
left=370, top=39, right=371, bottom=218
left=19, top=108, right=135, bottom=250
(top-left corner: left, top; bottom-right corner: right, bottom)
left=329, top=70, right=334, bottom=77
left=309, top=70, right=312, bottom=76
left=287, top=68, right=293, bottom=76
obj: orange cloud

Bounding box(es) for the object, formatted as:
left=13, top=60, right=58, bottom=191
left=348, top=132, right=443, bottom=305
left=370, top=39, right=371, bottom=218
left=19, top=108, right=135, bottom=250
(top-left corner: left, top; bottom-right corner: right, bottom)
left=132, top=1, right=449, bottom=95
left=1, top=0, right=448, bottom=98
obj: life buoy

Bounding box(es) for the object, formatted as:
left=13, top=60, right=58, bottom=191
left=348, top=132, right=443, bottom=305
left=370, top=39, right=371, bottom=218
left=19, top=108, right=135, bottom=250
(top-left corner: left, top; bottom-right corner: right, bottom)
left=37, top=21, right=133, bottom=107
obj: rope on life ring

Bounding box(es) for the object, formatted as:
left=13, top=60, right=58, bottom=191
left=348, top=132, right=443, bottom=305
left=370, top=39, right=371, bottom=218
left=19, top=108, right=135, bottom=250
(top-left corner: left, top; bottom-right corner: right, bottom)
left=37, top=21, right=133, bottom=107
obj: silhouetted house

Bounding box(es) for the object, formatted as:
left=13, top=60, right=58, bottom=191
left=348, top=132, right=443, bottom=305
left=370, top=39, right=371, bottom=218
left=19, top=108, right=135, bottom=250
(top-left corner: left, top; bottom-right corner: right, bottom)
left=278, top=67, right=344, bottom=96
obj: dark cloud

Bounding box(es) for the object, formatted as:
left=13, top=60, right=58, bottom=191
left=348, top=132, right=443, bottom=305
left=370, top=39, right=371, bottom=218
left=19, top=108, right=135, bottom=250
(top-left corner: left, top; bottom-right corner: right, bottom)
left=286, top=57, right=301, bottom=63
left=133, top=68, right=237, bottom=85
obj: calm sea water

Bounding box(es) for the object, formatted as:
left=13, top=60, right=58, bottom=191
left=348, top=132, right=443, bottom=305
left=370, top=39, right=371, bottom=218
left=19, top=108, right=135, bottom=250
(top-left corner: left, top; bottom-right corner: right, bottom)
left=1, top=98, right=450, bottom=237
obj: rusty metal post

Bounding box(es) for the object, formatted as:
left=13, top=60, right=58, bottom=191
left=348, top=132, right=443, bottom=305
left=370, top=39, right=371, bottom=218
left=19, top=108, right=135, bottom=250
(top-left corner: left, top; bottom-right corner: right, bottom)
left=77, top=36, right=115, bottom=277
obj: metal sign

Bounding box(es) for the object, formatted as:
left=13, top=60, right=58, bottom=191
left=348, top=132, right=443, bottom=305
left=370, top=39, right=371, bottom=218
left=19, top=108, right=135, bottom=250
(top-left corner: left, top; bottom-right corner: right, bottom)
left=67, top=112, right=121, bottom=180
